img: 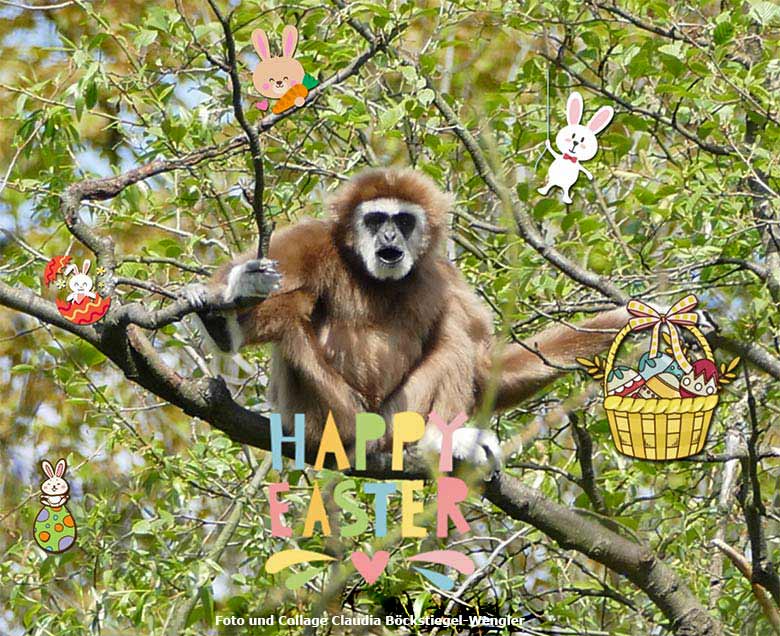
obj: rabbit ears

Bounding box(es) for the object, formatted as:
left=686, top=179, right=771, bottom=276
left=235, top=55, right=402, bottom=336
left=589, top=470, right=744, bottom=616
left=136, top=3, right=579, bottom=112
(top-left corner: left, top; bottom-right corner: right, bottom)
left=252, top=24, right=298, bottom=61
left=64, top=259, right=90, bottom=275
left=42, top=458, right=67, bottom=478
left=566, top=91, right=614, bottom=134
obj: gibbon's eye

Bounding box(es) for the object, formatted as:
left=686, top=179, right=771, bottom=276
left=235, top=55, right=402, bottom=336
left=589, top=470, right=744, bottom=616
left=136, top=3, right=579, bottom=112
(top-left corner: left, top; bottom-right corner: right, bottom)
left=364, top=212, right=387, bottom=232
left=394, top=212, right=416, bottom=237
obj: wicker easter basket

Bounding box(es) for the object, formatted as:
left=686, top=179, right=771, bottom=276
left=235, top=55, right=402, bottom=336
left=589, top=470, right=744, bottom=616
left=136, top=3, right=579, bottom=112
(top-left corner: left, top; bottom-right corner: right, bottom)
left=602, top=322, right=718, bottom=460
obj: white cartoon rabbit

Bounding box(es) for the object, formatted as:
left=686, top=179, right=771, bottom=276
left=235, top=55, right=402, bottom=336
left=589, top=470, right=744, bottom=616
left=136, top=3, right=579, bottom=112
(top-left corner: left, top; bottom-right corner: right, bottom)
left=65, top=259, right=96, bottom=303
left=537, top=91, right=614, bottom=204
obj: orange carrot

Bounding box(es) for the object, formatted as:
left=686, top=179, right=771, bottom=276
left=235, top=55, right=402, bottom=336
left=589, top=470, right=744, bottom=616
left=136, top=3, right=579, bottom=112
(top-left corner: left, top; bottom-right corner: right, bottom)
left=272, top=84, right=309, bottom=114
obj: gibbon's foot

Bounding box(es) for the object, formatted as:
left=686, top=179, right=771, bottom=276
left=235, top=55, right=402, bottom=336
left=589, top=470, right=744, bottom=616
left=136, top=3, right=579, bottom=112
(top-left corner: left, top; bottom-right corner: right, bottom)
left=418, top=427, right=503, bottom=478
left=451, top=428, right=503, bottom=479
left=224, top=258, right=282, bottom=304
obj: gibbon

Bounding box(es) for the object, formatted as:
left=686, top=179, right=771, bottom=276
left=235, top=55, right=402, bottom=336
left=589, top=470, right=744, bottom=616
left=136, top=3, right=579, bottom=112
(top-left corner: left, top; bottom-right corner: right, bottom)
left=182, top=169, right=629, bottom=467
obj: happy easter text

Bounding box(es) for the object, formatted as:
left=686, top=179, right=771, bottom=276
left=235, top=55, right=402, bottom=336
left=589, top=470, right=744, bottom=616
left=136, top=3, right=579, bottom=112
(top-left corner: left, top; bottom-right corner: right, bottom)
left=267, top=411, right=472, bottom=539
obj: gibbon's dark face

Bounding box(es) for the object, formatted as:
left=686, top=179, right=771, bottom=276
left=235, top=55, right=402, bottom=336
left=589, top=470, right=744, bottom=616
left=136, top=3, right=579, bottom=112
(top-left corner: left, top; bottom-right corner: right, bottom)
left=353, top=198, right=428, bottom=281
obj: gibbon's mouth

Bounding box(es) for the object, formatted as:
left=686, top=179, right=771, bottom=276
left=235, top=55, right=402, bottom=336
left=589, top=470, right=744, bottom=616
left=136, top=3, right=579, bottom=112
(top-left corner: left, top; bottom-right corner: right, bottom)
left=376, top=247, right=404, bottom=264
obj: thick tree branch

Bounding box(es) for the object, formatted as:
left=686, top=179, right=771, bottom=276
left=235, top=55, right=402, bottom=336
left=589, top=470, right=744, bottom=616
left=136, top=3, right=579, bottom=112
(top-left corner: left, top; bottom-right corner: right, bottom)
left=0, top=280, right=100, bottom=346
left=485, top=473, right=722, bottom=636
left=571, top=413, right=608, bottom=515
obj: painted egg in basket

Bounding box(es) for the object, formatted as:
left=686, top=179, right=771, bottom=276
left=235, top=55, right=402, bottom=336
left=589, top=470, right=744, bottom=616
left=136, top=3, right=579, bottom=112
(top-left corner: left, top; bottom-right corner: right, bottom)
left=637, top=352, right=684, bottom=380
left=606, top=365, right=645, bottom=397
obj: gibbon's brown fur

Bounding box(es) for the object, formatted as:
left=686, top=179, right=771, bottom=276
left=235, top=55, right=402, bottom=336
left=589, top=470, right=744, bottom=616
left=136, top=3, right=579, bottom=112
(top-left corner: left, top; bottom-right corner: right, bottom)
left=209, top=168, right=627, bottom=456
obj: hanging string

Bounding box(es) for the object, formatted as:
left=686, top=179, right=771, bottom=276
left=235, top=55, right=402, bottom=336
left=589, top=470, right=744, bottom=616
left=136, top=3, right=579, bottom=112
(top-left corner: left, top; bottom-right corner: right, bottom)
left=533, top=63, right=551, bottom=172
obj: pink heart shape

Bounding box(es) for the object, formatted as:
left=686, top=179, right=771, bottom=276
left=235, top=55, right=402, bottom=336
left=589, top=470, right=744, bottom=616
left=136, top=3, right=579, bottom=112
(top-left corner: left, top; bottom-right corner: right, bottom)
left=350, top=550, right=390, bottom=584
left=256, top=99, right=269, bottom=111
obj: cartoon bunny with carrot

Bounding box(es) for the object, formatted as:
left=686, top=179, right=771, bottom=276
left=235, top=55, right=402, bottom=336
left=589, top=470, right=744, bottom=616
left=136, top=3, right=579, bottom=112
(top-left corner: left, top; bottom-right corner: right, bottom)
left=538, top=91, right=614, bottom=204
left=251, top=24, right=318, bottom=115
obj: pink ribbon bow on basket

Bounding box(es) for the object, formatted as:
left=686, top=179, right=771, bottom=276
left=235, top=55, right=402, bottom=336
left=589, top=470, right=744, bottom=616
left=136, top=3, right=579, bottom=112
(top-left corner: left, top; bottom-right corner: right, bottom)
left=627, top=295, right=699, bottom=374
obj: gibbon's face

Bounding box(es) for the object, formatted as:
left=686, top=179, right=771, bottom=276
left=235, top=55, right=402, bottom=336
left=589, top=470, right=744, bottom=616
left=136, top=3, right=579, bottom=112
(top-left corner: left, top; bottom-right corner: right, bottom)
left=353, top=198, right=428, bottom=281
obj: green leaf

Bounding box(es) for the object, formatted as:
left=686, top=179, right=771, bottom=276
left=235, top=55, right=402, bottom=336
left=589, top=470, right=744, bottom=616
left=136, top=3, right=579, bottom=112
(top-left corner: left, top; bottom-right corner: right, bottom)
left=134, top=30, right=157, bottom=48
left=713, top=22, right=734, bottom=45
left=85, top=81, right=99, bottom=110
left=198, top=586, right=215, bottom=625
left=417, top=88, right=435, bottom=106
left=132, top=519, right=152, bottom=535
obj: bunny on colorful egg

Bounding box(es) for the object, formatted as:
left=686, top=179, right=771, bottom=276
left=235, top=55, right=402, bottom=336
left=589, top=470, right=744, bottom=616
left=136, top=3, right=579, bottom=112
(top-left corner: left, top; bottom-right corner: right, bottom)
left=34, top=458, right=77, bottom=553
left=538, top=91, right=614, bottom=204
left=252, top=25, right=306, bottom=110
left=64, top=259, right=96, bottom=304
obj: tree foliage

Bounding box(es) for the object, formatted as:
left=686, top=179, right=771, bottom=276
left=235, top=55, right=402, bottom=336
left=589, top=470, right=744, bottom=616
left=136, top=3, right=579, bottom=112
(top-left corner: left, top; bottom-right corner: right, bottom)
left=1, top=0, right=780, bottom=635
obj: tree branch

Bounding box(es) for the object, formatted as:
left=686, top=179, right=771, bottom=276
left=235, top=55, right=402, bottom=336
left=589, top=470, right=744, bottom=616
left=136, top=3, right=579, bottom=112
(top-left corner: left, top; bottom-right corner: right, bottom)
left=712, top=539, right=780, bottom=634
left=486, top=473, right=722, bottom=636
left=165, top=455, right=273, bottom=635
left=737, top=366, right=780, bottom=604
left=206, top=0, right=267, bottom=257
left=537, top=48, right=731, bottom=157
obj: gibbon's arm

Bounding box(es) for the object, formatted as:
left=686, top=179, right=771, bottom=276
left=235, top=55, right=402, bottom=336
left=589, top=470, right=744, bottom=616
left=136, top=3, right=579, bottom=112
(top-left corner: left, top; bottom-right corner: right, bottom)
left=190, top=222, right=369, bottom=419
left=492, top=307, right=629, bottom=410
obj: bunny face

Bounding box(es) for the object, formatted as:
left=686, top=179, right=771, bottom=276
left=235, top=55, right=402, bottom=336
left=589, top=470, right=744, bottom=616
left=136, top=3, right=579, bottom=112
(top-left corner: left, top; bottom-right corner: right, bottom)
left=555, top=124, right=599, bottom=162
left=66, top=259, right=93, bottom=295
left=555, top=92, right=614, bottom=162
left=251, top=25, right=305, bottom=98
left=253, top=58, right=305, bottom=97
left=40, top=459, right=69, bottom=497
left=69, top=273, right=93, bottom=295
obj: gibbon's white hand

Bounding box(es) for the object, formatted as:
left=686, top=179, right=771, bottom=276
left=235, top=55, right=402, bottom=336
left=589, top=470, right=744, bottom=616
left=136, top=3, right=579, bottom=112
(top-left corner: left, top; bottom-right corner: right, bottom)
left=178, top=258, right=282, bottom=310
left=223, top=258, right=282, bottom=303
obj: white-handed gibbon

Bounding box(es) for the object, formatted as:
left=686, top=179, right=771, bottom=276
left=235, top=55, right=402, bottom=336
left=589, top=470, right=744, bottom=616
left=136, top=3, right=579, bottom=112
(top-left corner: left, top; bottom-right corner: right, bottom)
left=182, top=169, right=629, bottom=467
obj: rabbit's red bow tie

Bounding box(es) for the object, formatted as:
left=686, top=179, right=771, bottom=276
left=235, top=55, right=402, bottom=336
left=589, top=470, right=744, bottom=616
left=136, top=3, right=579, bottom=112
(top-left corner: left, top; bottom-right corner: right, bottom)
left=563, top=153, right=578, bottom=163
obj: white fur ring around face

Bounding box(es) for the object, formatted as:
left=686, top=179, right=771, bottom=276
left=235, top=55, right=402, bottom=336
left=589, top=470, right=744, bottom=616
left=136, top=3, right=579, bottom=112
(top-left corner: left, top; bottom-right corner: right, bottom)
left=537, top=91, right=614, bottom=204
